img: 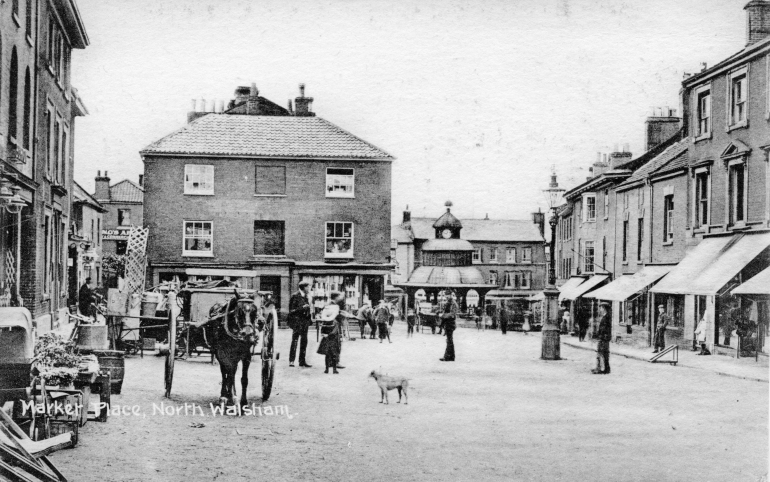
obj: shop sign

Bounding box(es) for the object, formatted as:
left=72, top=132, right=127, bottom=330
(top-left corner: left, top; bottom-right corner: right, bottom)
left=102, top=227, right=132, bottom=241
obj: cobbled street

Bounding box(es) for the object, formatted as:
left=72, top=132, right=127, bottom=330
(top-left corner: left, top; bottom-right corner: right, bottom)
left=50, top=323, right=768, bottom=482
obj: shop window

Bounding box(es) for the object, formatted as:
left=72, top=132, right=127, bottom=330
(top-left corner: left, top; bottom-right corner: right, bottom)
left=254, top=221, right=285, bottom=256
left=255, top=165, right=286, bottom=195
left=118, top=209, right=131, bottom=226
left=521, top=247, right=531, bottom=263
left=183, top=221, right=213, bottom=256
left=184, top=165, right=214, bottom=195
left=325, top=222, right=353, bottom=258
left=326, top=168, right=354, bottom=198
left=506, top=248, right=516, bottom=263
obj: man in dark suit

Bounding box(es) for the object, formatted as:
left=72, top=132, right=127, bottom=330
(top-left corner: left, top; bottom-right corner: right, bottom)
left=288, top=281, right=313, bottom=368
left=440, top=291, right=459, bottom=361
left=592, top=302, right=612, bottom=374
left=78, top=277, right=95, bottom=319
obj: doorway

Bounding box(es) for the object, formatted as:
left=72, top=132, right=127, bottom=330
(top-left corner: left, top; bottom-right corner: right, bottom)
left=362, top=276, right=384, bottom=304
left=260, top=276, right=282, bottom=313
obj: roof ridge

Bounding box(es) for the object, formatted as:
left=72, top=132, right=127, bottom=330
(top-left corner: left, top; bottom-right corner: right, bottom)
left=111, top=178, right=145, bottom=192
left=315, top=117, right=395, bottom=160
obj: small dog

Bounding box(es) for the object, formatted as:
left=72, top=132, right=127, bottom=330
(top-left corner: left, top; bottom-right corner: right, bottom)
left=369, top=370, right=409, bottom=404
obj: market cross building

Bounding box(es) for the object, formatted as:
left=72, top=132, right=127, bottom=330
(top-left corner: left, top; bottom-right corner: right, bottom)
left=141, top=83, right=394, bottom=320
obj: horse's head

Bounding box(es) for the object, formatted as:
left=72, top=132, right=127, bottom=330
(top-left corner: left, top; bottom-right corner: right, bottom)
left=229, top=296, right=259, bottom=344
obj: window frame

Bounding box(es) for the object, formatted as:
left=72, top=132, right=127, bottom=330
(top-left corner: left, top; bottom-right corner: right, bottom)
left=727, top=67, right=749, bottom=130
left=727, top=160, right=747, bottom=227
left=488, top=247, right=498, bottom=263
left=693, top=84, right=712, bottom=140
left=184, top=164, right=215, bottom=195
left=325, top=221, right=354, bottom=258
left=472, top=248, right=482, bottom=264
left=583, top=241, right=595, bottom=274
left=117, top=209, right=131, bottom=227
left=521, top=247, right=532, bottom=264
left=637, top=217, right=644, bottom=262
left=663, top=194, right=675, bottom=243
left=325, top=167, right=355, bottom=198
left=253, top=220, right=286, bottom=256
left=488, top=270, right=498, bottom=286
left=694, top=168, right=710, bottom=228
left=506, top=247, right=516, bottom=263
left=603, top=189, right=609, bottom=219
left=521, top=271, right=531, bottom=289
left=583, top=194, right=597, bottom=222
left=504, top=271, right=515, bottom=289
left=182, top=220, right=214, bottom=257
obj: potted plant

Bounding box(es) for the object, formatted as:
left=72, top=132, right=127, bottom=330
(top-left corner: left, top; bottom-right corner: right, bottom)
left=32, top=333, right=83, bottom=388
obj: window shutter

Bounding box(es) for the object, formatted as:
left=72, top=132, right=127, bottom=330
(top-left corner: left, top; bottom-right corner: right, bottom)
left=256, top=166, right=286, bottom=195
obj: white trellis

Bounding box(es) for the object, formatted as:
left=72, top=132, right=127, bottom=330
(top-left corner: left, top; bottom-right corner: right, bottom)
left=124, top=227, right=149, bottom=296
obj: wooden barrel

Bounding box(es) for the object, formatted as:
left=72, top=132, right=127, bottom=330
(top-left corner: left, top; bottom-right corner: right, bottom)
left=81, top=349, right=125, bottom=395
left=541, top=325, right=561, bottom=360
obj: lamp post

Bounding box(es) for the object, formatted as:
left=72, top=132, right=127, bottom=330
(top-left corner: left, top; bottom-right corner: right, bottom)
left=540, top=170, right=565, bottom=360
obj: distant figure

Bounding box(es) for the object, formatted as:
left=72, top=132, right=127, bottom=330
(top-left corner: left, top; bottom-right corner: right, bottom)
left=577, top=309, right=589, bottom=342
left=560, top=308, right=570, bottom=334
left=653, top=304, right=670, bottom=354
left=357, top=301, right=373, bottom=339
left=288, top=281, right=313, bottom=368
left=694, top=314, right=710, bottom=356
left=406, top=307, right=416, bottom=337
left=78, top=277, right=95, bottom=319
left=500, top=308, right=509, bottom=335
left=592, top=302, right=612, bottom=375
left=374, top=300, right=391, bottom=344
left=440, top=292, right=458, bottom=362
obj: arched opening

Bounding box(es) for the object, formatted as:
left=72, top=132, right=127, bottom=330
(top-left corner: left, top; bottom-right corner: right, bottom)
left=8, top=48, right=18, bottom=142
left=23, top=67, right=31, bottom=150
left=466, top=289, right=480, bottom=308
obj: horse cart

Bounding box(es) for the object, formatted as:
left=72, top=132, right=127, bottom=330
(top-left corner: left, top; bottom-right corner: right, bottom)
left=161, top=285, right=279, bottom=403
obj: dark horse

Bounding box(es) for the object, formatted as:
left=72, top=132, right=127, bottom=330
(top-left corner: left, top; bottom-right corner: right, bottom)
left=207, top=292, right=263, bottom=408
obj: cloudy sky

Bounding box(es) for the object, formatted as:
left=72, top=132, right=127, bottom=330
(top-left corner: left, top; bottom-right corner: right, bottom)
left=71, top=0, right=747, bottom=223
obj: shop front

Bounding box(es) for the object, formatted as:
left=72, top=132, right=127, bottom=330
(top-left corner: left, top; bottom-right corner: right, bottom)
left=650, top=231, right=770, bottom=354
left=732, top=266, right=770, bottom=356
left=583, top=265, right=672, bottom=347
left=559, top=275, right=608, bottom=336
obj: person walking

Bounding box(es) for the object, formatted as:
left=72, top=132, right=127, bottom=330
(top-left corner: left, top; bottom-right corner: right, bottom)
left=500, top=306, right=508, bottom=335
left=318, top=292, right=345, bottom=374
left=374, top=300, right=391, bottom=344
left=592, top=302, right=612, bottom=374
left=440, top=291, right=458, bottom=361
left=406, top=306, right=416, bottom=337
left=694, top=314, right=710, bottom=355
left=288, top=281, right=313, bottom=368
left=356, top=301, right=373, bottom=339
left=652, top=304, right=670, bottom=354
left=577, top=309, right=589, bottom=342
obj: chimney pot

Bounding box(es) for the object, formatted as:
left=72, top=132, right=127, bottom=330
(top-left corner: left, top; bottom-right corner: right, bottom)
left=299, top=83, right=305, bottom=97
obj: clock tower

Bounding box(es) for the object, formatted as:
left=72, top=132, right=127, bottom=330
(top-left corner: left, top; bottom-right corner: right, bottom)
left=433, top=201, right=462, bottom=239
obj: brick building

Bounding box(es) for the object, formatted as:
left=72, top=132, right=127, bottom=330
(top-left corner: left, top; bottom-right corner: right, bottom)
left=93, top=170, right=144, bottom=260
left=392, top=205, right=546, bottom=309
left=651, top=0, right=770, bottom=354
left=68, top=181, right=105, bottom=307
left=0, top=1, right=89, bottom=333
left=142, top=84, right=394, bottom=319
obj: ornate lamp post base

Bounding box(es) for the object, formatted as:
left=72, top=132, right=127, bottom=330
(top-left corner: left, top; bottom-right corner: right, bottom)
left=540, top=287, right=561, bottom=360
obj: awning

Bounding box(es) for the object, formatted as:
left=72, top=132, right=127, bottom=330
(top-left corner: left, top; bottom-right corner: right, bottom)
left=561, top=275, right=609, bottom=301
left=584, top=266, right=672, bottom=301
left=395, top=266, right=496, bottom=289
left=527, top=292, right=546, bottom=301
left=651, top=232, right=770, bottom=296
left=558, top=277, right=586, bottom=302
left=732, top=266, right=770, bottom=296
left=185, top=268, right=257, bottom=278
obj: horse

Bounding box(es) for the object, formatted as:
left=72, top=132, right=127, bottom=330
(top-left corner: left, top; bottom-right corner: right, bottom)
left=207, top=292, right=263, bottom=408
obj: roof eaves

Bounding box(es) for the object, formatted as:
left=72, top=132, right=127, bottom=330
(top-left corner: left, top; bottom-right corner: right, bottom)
left=683, top=37, right=770, bottom=87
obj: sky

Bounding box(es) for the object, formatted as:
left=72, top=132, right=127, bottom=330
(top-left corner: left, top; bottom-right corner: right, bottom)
left=70, top=0, right=749, bottom=223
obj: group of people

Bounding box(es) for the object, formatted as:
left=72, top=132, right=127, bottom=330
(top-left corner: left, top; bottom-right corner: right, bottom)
left=355, top=300, right=395, bottom=343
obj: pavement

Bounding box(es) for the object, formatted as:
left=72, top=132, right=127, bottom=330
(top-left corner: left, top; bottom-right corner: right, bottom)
left=560, top=333, right=769, bottom=383
left=49, top=321, right=767, bottom=482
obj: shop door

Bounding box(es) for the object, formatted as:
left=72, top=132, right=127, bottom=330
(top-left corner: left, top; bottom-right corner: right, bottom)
left=260, top=276, right=281, bottom=313
left=362, top=276, right=384, bottom=304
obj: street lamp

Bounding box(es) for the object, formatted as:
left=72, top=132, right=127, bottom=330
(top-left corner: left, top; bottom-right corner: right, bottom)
left=540, top=169, right=565, bottom=360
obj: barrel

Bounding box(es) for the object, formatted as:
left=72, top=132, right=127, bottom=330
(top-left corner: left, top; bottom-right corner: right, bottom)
left=541, top=324, right=561, bottom=360
left=76, top=325, right=109, bottom=350
left=141, top=292, right=163, bottom=317
left=81, top=349, right=125, bottom=395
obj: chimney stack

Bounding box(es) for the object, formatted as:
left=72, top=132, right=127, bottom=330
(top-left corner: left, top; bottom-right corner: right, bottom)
left=592, top=154, right=608, bottom=177
left=745, top=0, right=770, bottom=45
left=402, top=205, right=411, bottom=228
left=247, top=83, right=260, bottom=115
left=645, top=106, right=681, bottom=151
left=95, top=170, right=111, bottom=202
left=187, top=97, right=210, bottom=123
left=294, top=83, right=315, bottom=117
left=234, top=86, right=250, bottom=106
left=609, top=150, right=632, bottom=169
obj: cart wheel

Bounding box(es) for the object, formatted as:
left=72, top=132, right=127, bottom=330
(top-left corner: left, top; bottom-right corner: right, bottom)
left=164, top=306, right=177, bottom=398
left=261, top=305, right=278, bottom=401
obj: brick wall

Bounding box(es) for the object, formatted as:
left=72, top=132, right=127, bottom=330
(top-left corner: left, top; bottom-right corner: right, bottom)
left=144, top=156, right=392, bottom=266
left=650, top=173, right=689, bottom=265
left=470, top=240, right=547, bottom=291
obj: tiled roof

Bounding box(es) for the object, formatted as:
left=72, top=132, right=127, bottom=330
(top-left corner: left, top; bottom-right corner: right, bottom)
left=73, top=182, right=104, bottom=211
left=391, top=225, right=414, bottom=243
left=617, top=140, right=688, bottom=189
left=141, top=114, right=394, bottom=160
left=403, top=218, right=543, bottom=243
left=109, top=180, right=144, bottom=203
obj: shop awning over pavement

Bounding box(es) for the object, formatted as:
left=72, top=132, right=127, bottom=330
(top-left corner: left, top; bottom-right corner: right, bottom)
left=558, top=277, right=586, bottom=302
left=732, top=266, right=770, bottom=296
left=651, top=232, right=770, bottom=296
left=561, top=275, right=609, bottom=301
left=584, top=266, right=672, bottom=301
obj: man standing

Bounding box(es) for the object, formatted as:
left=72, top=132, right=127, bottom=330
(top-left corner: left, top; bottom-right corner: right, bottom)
left=652, top=304, right=670, bottom=354
left=374, top=300, right=391, bottom=344
left=288, top=281, right=313, bottom=368
left=440, top=291, right=459, bottom=361
left=356, top=301, right=373, bottom=339
left=78, top=277, right=95, bottom=319
left=500, top=306, right=508, bottom=335
left=591, top=302, right=611, bottom=374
